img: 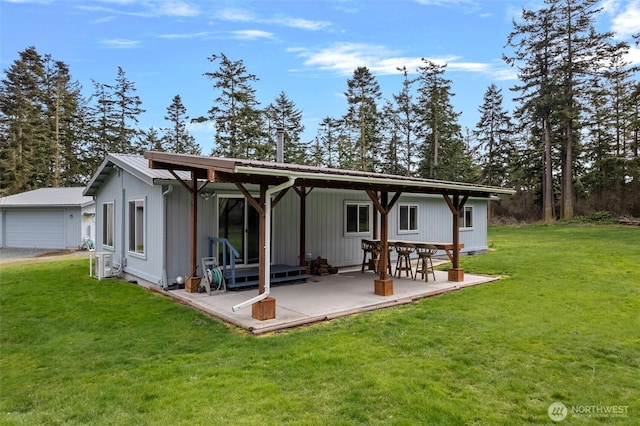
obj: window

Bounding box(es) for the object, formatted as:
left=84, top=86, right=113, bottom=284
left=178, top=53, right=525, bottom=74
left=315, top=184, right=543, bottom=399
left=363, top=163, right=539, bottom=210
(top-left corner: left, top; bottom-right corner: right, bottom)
left=128, top=199, right=145, bottom=254
left=102, top=202, right=114, bottom=248
left=345, top=202, right=371, bottom=235
left=459, top=206, right=473, bottom=228
left=398, top=204, right=418, bottom=233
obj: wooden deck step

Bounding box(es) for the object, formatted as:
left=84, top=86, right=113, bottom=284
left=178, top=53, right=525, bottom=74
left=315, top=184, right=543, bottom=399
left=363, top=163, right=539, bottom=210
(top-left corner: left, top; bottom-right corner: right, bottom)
left=224, top=264, right=312, bottom=290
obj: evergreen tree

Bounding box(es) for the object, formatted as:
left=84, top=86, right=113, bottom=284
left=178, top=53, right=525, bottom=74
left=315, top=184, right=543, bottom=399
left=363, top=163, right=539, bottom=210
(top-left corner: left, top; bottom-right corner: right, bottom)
left=162, top=94, right=200, bottom=155
left=474, top=83, right=514, bottom=187
left=85, top=79, right=117, bottom=173
left=0, top=46, right=47, bottom=195
left=415, top=59, right=474, bottom=181
left=264, top=91, right=307, bottom=164
left=343, top=66, right=382, bottom=172
left=314, top=116, right=341, bottom=168
left=135, top=126, right=165, bottom=153
left=112, top=66, right=145, bottom=154
left=381, top=66, right=418, bottom=176
left=505, top=5, right=560, bottom=222
left=42, top=56, right=85, bottom=186
left=202, top=52, right=262, bottom=158
left=379, top=99, right=404, bottom=176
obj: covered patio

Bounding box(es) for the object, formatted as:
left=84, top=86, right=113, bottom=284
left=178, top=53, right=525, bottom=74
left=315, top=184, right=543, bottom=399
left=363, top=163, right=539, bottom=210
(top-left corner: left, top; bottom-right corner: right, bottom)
left=154, top=264, right=500, bottom=335
left=144, top=151, right=514, bottom=323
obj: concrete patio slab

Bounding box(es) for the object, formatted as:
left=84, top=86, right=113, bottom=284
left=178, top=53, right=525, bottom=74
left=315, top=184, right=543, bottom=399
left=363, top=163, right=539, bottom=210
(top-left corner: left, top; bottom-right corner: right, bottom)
left=154, top=265, right=500, bottom=335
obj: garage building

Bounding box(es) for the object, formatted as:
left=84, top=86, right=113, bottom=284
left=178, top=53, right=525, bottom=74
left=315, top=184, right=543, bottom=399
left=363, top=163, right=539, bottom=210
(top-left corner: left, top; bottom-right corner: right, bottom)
left=0, top=188, right=95, bottom=249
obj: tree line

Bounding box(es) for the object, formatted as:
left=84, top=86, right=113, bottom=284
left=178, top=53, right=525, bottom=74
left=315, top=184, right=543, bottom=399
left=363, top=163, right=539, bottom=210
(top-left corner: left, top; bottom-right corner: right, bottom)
left=1, top=0, right=638, bottom=221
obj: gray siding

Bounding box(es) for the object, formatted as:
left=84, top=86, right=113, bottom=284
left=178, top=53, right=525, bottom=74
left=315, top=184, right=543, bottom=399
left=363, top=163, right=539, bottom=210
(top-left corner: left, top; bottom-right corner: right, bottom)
left=273, top=189, right=489, bottom=268
left=93, top=167, right=490, bottom=286
left=95, top=168, right=166, bottom=285
left=164, top=183, right=217, bottom=284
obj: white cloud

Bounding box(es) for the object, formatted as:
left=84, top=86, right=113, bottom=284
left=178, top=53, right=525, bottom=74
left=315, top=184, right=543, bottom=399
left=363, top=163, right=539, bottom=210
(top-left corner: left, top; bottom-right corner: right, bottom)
left=611, top=0, right=640, bottom=39
left=626, top=45, right=640, bottom=65
left=217, top=7, right=331, bottom=31
left=291, top=42, right=512, bottom=81
left=229, top=30, right=275, bottom=40
left=100, top=38, right=141, bottom=48
left=156, top=1, right=200, bottom=17
left=158, top=31, right=210, bottom=39
left=217, top=7, right=255, bottom=22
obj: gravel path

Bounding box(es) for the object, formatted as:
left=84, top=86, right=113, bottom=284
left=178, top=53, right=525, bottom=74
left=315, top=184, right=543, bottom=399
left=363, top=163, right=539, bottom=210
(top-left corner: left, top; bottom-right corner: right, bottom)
left=0, top=247, right=87, bottom=264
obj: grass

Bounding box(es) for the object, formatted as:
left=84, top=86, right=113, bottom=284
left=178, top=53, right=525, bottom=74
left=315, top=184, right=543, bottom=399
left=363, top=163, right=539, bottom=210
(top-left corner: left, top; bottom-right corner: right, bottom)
left=1, top=224, right=639, bottom=425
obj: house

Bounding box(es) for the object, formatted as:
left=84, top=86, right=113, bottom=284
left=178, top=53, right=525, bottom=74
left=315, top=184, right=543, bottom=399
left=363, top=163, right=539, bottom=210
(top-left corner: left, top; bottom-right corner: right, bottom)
left=0, top=187, right=95, bottom=249
left=83, top=153, right=512, bottom=303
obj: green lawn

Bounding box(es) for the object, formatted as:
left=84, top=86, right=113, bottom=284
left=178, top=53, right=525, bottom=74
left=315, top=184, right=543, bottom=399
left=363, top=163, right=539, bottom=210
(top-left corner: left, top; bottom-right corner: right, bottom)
left=1, top=225, right=638, bottom=425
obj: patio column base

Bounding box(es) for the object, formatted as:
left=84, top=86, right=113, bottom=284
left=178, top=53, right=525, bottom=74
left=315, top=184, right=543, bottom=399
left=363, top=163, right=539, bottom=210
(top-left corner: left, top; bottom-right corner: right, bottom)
left=185, top=276, right=201, bottom=293
left=448, top=268, right=464, bottom=282
left=252, top=297, right=276, bottom=320
left=374, top=279, right=394, bottom=296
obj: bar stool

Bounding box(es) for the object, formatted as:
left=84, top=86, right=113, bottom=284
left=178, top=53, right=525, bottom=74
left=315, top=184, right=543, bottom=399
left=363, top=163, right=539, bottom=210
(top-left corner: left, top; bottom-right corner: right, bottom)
left=394, top=242, right=415, bottom=278
left=361, top=239, right=379, bottom=273
left=414, top=243, right=438, bottom=281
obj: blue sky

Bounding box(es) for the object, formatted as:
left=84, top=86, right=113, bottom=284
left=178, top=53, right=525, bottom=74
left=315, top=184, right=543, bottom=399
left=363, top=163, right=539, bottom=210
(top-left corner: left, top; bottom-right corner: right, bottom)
left=2, top=0, right=639, bottom=154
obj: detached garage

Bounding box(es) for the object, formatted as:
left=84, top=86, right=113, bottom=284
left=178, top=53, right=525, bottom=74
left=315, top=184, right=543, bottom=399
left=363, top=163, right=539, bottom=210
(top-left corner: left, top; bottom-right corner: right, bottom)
left=0, top=188, right=95, bottom=249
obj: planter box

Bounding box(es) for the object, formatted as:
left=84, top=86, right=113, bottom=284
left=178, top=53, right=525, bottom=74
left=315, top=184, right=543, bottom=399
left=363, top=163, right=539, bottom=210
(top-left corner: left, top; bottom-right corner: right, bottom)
left=185, top=276, right=202, bottom=293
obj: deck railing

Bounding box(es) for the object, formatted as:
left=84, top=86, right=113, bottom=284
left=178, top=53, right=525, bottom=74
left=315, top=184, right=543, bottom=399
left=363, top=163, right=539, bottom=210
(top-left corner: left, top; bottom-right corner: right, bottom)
left=208, top=237, right=240, bottom=289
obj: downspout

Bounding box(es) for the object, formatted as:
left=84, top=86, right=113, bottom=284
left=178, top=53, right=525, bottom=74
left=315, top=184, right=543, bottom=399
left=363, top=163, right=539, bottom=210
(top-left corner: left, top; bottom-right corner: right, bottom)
left=161, top=185, right=173, bottom=289
left=232, top=176, right=296, bottom=312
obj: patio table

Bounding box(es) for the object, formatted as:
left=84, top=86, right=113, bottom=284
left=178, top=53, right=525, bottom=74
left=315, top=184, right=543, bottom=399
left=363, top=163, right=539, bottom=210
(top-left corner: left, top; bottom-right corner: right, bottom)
left=374, top=240, right=464, bottom=263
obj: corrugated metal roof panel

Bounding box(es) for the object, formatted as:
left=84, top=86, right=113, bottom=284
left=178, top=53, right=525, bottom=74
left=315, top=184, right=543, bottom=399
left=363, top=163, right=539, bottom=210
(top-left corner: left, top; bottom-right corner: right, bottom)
left=0, top=187, right=94, bottom=207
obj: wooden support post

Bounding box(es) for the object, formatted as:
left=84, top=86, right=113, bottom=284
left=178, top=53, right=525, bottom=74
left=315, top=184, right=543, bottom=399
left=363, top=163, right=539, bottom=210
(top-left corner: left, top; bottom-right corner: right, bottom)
left=443, top=193, right=468, bottom=282
left=190, top=172, right=198, bottom=279
left=367, top=191, right=402, bottom=296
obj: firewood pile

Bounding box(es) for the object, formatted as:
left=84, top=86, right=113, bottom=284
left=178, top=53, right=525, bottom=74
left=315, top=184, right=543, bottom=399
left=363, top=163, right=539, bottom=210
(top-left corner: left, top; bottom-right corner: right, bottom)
left=309, top=256, right=338, bottom=275
left=618, top=216, right=640, bottom=226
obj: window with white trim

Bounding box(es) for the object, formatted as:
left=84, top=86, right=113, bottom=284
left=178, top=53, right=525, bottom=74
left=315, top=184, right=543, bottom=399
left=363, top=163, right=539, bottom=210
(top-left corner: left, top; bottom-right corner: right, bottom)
left=128, top=199, right=145, bottom=254
left=398, top=204, right=418, bottom=233
left=459, top=206, right=473, bottom=228
left=102, top=202, right=114, bottom=248
left=345, top=202, right=371, bottom=235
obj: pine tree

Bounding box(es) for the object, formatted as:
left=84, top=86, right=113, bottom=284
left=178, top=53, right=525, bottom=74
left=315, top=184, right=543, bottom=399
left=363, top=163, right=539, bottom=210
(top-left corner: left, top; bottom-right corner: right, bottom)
left=264, top=91, right=307, bottom=164
left=202, top=52, right=262, bottom=159
left=0, top=46, right=47, bottom=195
left=505, top=6, right=560, bottom=222
left=343, top=66, right=382, bottom=172
left=135, top=126, right=165, bottom=153
left=85, top=79, right=118, bottom=173
left=381, top=66, right=418, bottom=176
left=415, top=59, right=473, bottom=181
left=42, top=56, right=85, bottom=186
left=162, top=94, right=201, bottom=155
left=314, top=116, right=341, bottom=168
left=112, top=67, right=145, bottom=154
left=474, top=83, right=514, bottom=187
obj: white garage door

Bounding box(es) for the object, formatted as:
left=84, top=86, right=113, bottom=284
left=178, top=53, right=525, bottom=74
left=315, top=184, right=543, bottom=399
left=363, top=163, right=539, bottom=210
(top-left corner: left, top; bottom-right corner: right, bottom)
left=5, top=209, right=66, bottom=249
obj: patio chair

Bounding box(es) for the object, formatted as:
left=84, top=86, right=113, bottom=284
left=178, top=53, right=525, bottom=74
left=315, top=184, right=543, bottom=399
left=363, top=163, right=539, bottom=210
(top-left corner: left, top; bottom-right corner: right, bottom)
left=414, top=243, right=438, bottom=282
left=394, top=242, right=415, bottom=279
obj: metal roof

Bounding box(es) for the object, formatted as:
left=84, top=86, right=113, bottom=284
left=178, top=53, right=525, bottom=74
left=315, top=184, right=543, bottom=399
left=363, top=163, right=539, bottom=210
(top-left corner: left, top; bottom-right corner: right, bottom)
left=83, top=153, right=191, bottom=196
left=144, top=151, right=516, bottom=198
left=0, top=187, right=94, bottom=208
